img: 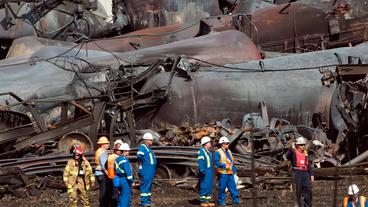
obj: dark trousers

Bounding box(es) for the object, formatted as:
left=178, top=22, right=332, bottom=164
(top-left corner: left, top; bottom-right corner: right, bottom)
left=294, top=170, right=312, bottom=207
left=97, top=174, right=112, bottom=207
left=111, top=187, right=119, bottom=207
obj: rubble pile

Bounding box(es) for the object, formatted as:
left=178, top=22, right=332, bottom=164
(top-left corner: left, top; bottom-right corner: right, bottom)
left=156, top=113, right=338, bottom=170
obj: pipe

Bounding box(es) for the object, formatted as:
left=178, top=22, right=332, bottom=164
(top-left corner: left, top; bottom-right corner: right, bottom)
left=342, top=149, right=368, bottom=166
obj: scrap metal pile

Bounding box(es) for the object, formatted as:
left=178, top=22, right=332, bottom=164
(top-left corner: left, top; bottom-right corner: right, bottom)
left=1, top=0, right=368, bottom=198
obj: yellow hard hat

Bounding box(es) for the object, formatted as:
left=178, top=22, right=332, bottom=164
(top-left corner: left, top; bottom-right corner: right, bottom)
left=97, top=136, right=110, bottom=144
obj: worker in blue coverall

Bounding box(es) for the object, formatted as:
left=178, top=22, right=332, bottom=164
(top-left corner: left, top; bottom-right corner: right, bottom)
left=342, top=184, right=368, bottom=207
left=137, top=132, right=157, bottom=206
left=214, top=136, right=240, bottom=206
left=197, top=136, right=215, bottom=207
left=114, top=143, right=136, bottom=207
left=286, top=137, right=314, bottom=207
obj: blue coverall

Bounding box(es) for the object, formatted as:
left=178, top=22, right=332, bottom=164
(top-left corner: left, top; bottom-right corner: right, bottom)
left=197, top=147, right=213, bottom=204
left=137, top=144, right=157, bottom=206
left=214, top=149, right=240, bottom=205
left=343, top=196, right=368, bottom=207
left=115, top=155, right=134, bottom=207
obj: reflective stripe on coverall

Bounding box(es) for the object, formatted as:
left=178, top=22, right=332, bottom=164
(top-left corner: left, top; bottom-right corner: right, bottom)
left=343, top=196, right=367, bottom=207
left=137, top=143, right=157, bottom=206
left=197, top=147, right=213, bottom=203
left=215, top=149, right=239, bottom=205
left=115, top=155, right=134, bottom=207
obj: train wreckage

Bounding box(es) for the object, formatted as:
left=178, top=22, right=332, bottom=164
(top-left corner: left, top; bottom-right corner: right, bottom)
left=1, top=0, right=368, bottom=200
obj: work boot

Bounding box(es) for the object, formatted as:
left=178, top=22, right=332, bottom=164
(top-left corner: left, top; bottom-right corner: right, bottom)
left=200, top=203, right=209, bottom=207
left=207, top=202, right=215, bottom=207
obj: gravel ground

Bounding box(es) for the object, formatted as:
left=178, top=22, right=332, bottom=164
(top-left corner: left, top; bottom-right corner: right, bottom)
left=0, top=175, right=367, bottom=207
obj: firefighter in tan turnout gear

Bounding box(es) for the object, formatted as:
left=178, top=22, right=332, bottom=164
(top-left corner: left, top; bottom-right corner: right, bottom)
left=63, top=147, right=95, bottom=207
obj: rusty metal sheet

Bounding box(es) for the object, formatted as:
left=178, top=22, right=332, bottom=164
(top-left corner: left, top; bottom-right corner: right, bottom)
left=249, top=3, right=368, bottom=52
left=85, top=24, right=191, bottom=52
left=84, top=15, right=246, bottom=53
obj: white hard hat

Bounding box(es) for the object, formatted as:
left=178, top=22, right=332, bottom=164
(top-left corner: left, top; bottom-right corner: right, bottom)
left=118, top=143, right=130, bottom=151
left=295, top=137, right=307, bottom=145
left=143, top=132, right=154, bottom=140
left=348, top=184, right=359, bottom=195
left=200, top=136, right=211, bottom=146
left=114, top=139, right=124, bottom=146
left=219, top=136, right=230, bottom=144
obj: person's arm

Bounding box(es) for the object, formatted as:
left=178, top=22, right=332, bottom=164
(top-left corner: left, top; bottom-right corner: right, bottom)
left=232, top=163, right=237, bottom=173
left=197, top=149, right=206, bottom=175
left=99, top=153, right=108, bottom=174
left=308, top=155, right=314, bottom=182
left=215, top=151, right=226, bottom=169
left=115, top=157, right=124, bottom=175
left=227, top=151, right=236, bottom=173
left=286, top=150, right=292, bottom=161
left=63, top=160, right=71, bottom=186
left=123, top=159, right=134, bottom=185
left=63, top=160, right=74, bottom=193
left=85, top=159, right=95, bottom=188
left=137, top=145, right=144, bottom=163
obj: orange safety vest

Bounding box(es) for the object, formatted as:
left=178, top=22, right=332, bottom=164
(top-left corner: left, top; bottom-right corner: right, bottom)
left=94, top=148, right=106, bottom=172
left=107, top=154, right=118, bottom=179
left=294, top=148, right=308, bottom=171
left=343, top=196, right=366, bottom=207
left=216, top=148, right=234, bottom=174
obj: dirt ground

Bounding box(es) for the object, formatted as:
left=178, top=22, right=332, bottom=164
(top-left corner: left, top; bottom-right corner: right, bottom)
left=0, top=175, right=367, bottom=207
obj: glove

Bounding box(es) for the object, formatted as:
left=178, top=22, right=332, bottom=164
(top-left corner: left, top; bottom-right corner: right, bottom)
left=67, top=184, right=73, bottom=194
left=132, top=180, right=141, bottom=189
left=90, top=176, right=96, bottom=188
left=86, top=185, right=90, bottom=191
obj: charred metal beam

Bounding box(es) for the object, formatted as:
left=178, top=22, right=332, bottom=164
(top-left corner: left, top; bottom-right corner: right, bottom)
left=88, top=102, right=106, bottom=148
left=336, top=64, right=368, bottom=76
left=14, top=115, right=94, bottom=149
left=0, top=124, right=34, bottom=145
